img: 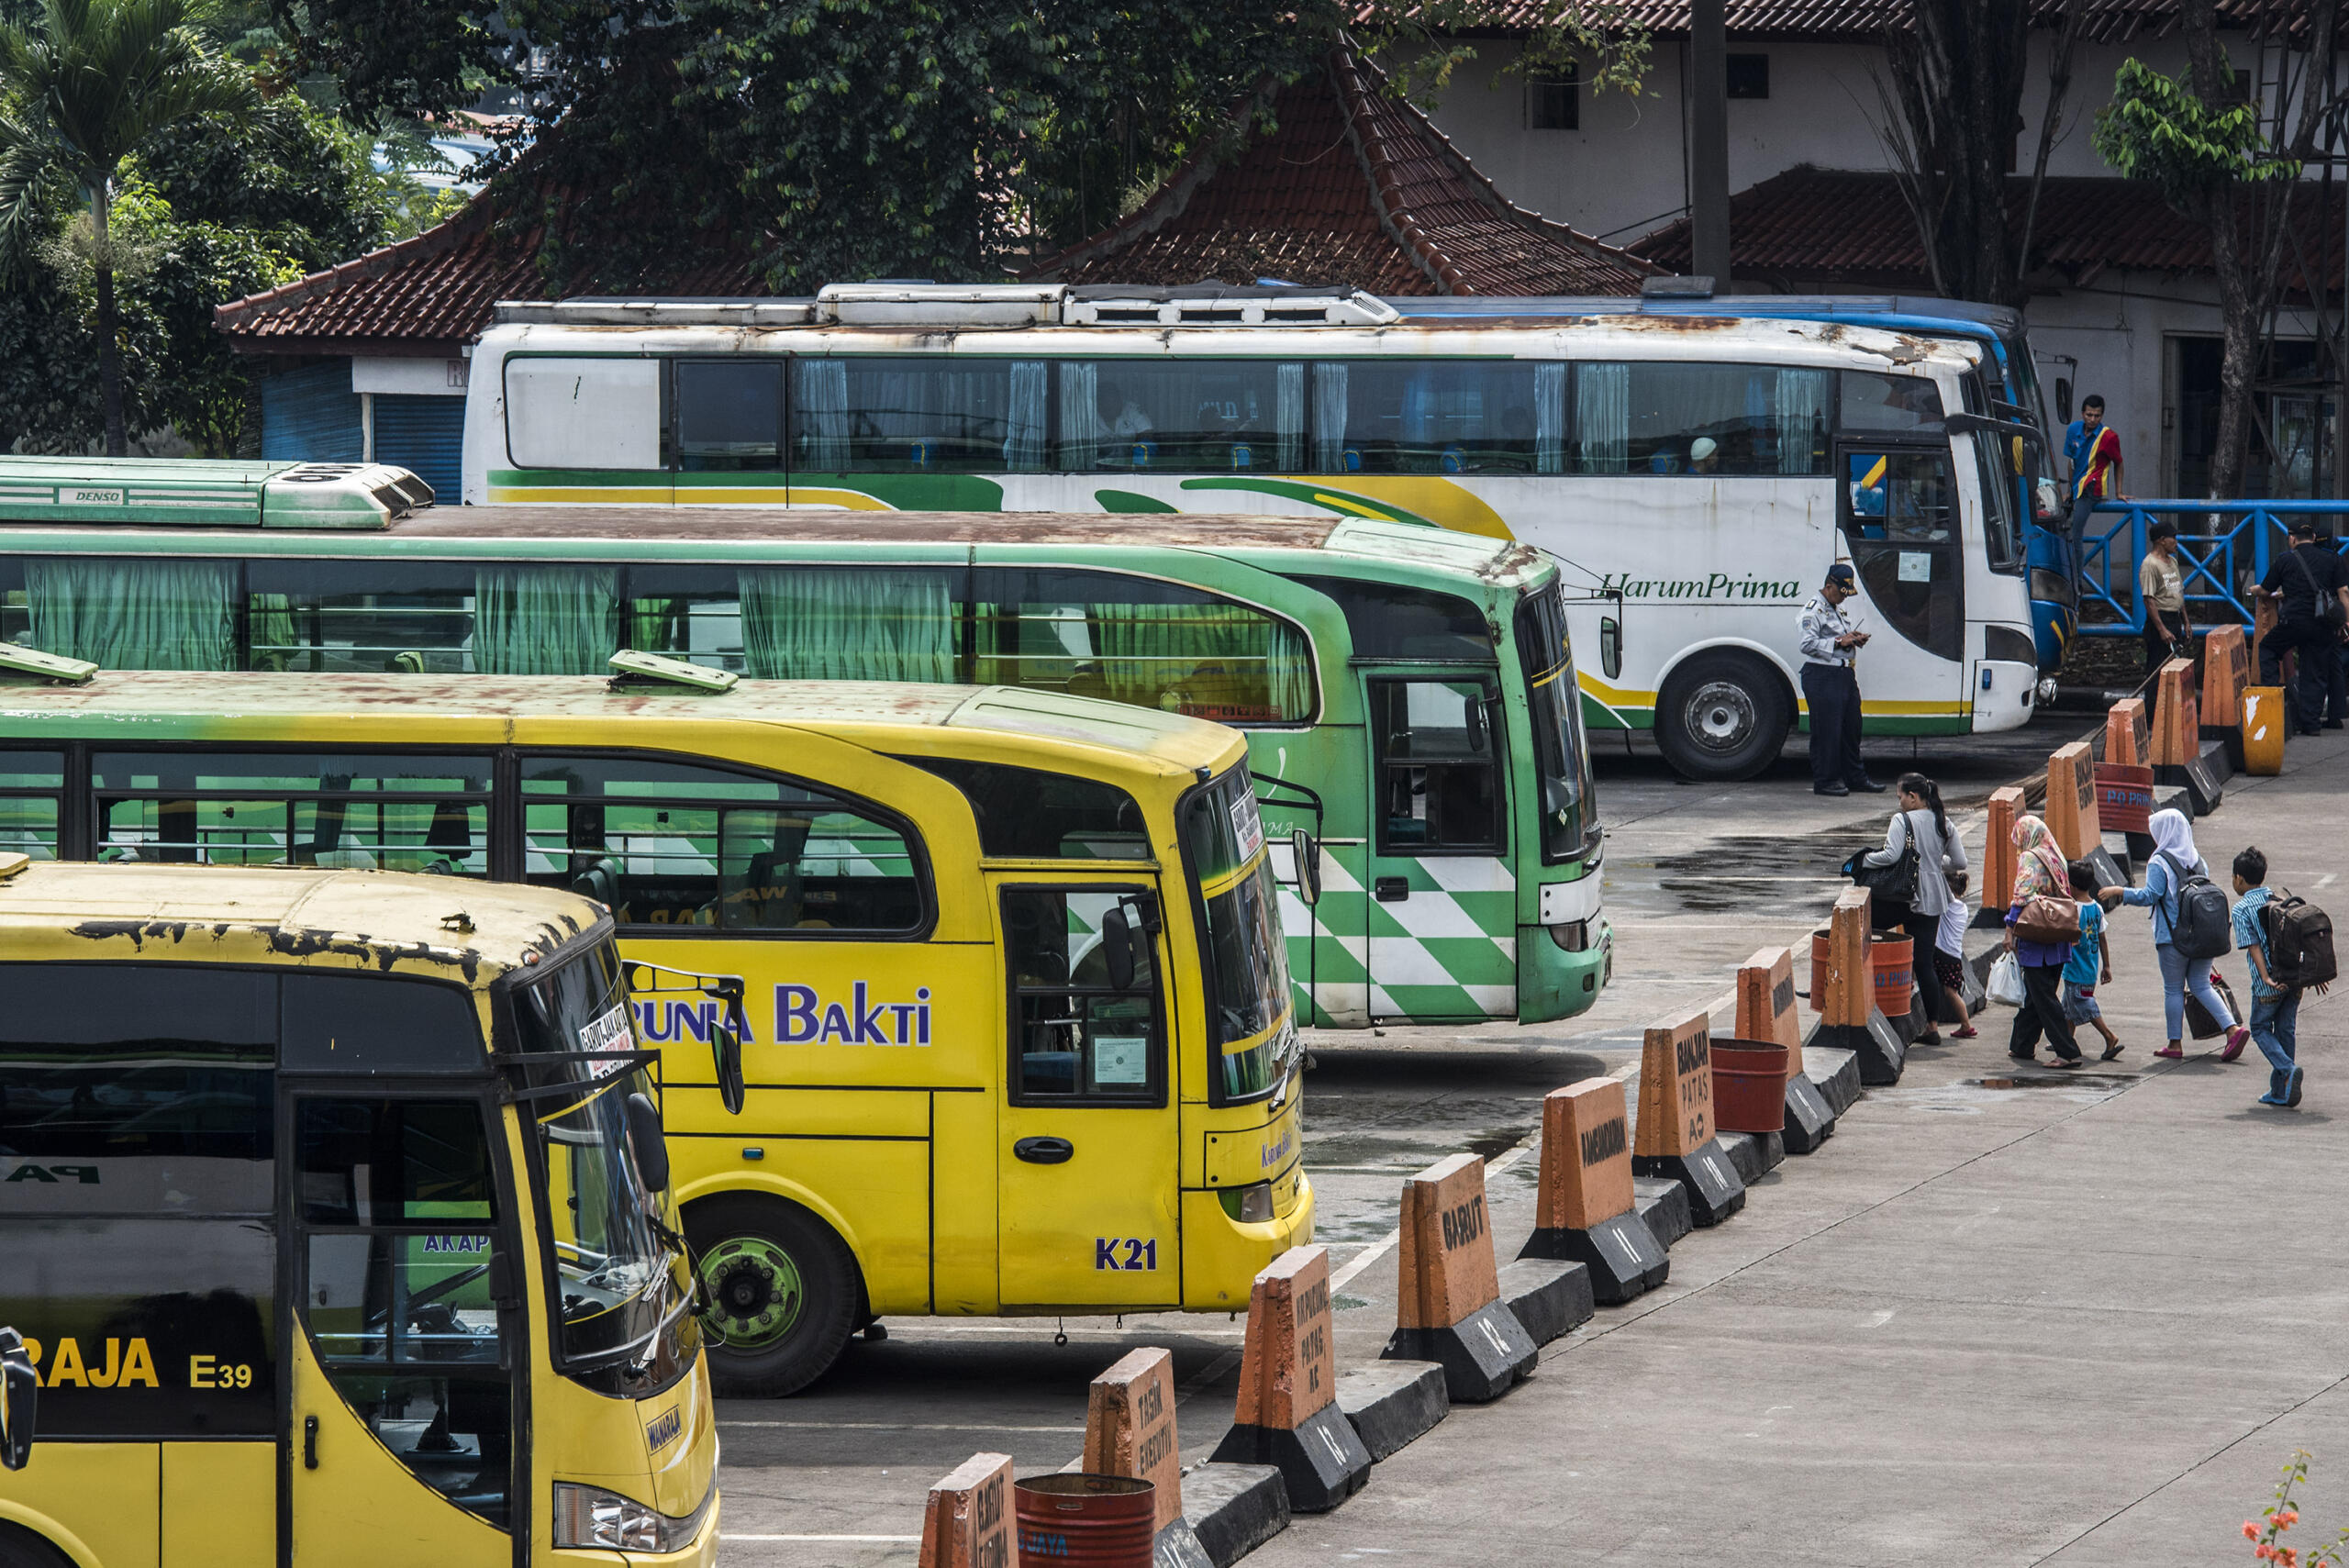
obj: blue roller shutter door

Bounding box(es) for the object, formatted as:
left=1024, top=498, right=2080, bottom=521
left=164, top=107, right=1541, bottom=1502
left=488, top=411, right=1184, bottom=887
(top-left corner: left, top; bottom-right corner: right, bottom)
left=260, top=362, right=362, bottom=462
left=372, top=395, right=464, bottom=501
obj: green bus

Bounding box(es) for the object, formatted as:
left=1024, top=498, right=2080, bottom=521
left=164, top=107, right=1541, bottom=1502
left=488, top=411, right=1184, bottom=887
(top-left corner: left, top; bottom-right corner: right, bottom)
left=0, top=497, right=1609, bottom=1029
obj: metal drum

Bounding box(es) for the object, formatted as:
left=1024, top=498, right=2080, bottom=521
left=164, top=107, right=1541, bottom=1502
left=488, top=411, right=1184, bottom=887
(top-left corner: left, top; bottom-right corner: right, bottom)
left=1014, top=1473, right=1154, bottom=1566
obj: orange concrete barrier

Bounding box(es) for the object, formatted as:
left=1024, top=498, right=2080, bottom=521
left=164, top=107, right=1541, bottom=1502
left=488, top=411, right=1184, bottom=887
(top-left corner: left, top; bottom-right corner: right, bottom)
left=2243, top=686, right=2288, bottom=775
left=1738, top=946, right=1835, bottom=1153
left=2046, top=740, right=2100, bottom=861
left=1976, top=786, right=2023, bottom=929
left=1083, top=1348, right=1198, bottom=1561
left=2202, top=624, right=2250, bottom=771
left=1813, top=887, right=1906, bottom=1084
left=2152, top=658, right=2199, bottom=766
left=2104, top=696, right=2149, bottom=769
left=1632, top=1005, right=1745, bottom=1225
left=1518, top=1077, right=1666, bottom=1302
left=1379, top=1152, right=1537, bottom=1402
left=918, top=1452, right=1014, bottom=1568
left=1209, top=1246, right=1371, bottom=1512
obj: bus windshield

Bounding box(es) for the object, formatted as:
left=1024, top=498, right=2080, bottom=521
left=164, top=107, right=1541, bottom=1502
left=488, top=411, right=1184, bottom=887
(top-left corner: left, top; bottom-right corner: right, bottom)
left=1515, top=584, right=1592, bottom=862
left=511, top=940, right=699, bottom=1393
left=1179, top=766, right=1297, bottom=1102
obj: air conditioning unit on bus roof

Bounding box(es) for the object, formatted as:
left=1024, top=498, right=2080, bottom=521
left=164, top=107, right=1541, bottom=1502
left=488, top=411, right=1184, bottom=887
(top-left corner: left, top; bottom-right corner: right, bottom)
left=1061, top=284, right=1399, bottom=328
left=494, top=298, right=818, bottom=326
left=815, top=283, right=1067, bottom=327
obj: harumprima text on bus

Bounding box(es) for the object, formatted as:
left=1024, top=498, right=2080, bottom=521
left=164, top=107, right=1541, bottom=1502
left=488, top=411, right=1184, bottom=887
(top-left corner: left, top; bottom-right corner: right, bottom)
left=1598, top=573, right=1804, bottom=601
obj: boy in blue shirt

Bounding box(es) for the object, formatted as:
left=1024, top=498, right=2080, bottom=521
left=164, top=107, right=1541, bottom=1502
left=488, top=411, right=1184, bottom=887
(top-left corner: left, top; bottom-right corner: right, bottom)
left=2232, top=845, right=2309, bottom=1107
left=2064, top=861, right=2121, bottom=1060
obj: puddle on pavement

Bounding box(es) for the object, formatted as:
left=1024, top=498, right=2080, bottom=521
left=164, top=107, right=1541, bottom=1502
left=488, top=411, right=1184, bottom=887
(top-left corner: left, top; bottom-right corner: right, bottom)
left=1972, top=1073, right=2138, bottom=1091
left=1639, top=830, right=1889, bottom=915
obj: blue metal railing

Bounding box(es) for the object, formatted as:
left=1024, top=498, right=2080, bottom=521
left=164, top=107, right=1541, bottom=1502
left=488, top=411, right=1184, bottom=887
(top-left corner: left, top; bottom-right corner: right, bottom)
left=2075, top=498, right=2349, bottom=635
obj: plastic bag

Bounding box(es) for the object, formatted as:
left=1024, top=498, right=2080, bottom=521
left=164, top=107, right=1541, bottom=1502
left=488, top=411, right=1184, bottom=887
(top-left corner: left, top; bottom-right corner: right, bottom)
left=1987, top=951, right=2027, bottom=1008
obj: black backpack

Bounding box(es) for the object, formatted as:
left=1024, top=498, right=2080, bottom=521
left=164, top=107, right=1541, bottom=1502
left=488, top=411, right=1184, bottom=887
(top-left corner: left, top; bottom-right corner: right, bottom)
left=2260, top=890, right=2338, bottom=990
left=2159, top=851, right=2234, bottom=962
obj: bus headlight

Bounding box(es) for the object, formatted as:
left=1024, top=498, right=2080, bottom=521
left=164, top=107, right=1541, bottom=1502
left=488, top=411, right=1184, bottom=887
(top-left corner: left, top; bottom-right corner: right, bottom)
left=1547, top=919, right=1591, bottom=952
left=553, top=1482, right=703, bottom=1553
left=2029, top=568, right=2076, bottom=608
left=1219, top=1182, right=1275, bottom=1223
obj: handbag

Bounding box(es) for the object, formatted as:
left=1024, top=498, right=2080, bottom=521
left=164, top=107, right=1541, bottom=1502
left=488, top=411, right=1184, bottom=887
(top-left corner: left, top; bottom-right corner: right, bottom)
left=2185, top=970, right=2241, bottom=1040
left=1987, top=951, right=2027, bottom=1007
left=1846, top=811, right=1922, bottom=910
left=2014, top=894, right=2082, bottom=945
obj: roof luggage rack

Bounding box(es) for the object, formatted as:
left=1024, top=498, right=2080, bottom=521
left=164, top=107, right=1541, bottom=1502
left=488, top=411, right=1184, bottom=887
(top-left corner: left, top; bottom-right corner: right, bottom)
left=1063, top=284, right=1398, bottom=328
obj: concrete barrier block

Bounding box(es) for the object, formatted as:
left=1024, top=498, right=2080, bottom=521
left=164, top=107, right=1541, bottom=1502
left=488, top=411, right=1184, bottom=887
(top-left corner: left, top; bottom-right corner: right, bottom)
left=1180, top=1462, right=1289, bottom=1568
left=1717, top=1129, right=1784, bottom=1182
left=1519, top=1207, right=1668, bottom=1303
left=1209, top=1245, right=1370, bottom=1515
left=1632, top=1176, right=1692, bottom=1246
left=1497, top=1255, right=1594, bottom=1346
left=1804, top=1044, right=1863, bottom=1116
left=1380, top=1152, right=1537, bottom=1402
left=1382, top=1297, right=1539, bottom=1404
left=1810, top=1011, right=1905, bottom=1084
left=1781, top=1073, right=1835, bottom=1154
left=1634, top=1139, right=1745, bottom=1227
left=1155, top=1520, right=1215, bottom=1568
left=1334, top=1360, right=1448, bottom=1462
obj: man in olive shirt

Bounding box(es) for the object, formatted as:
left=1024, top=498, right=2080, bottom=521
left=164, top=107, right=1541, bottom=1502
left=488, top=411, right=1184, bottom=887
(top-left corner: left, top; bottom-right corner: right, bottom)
left=2138, top=520, right=2188, bottom=672
left=2256, top=517, right=2349, bottom=736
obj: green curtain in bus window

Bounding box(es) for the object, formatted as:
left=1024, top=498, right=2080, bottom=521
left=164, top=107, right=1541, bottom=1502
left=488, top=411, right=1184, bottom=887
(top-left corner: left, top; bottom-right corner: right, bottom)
left=1311, top=363, right=1348, bottom=472
left=1275, top=363, right=1306, bottom=472
left=738, top=568, right=955, bottom=681
left=1005, top=361, right=1048, bottom=472
left=794, top=360, right=851, bottom=469
left=1575, top=363, right=1629, bottom=473
left=25, top=556, right=236, bottom=670
left=1058, top=362, right=1103, bottom=472
left=247, top=593, right=297, bottom=672
left=473, top=565, right=618, bottom=674
left=1534, top=363, right=1567, bottom=475
left=1086, top=602, right=1311, bottom=722
left=1776, top=369, right=1831, bottom=475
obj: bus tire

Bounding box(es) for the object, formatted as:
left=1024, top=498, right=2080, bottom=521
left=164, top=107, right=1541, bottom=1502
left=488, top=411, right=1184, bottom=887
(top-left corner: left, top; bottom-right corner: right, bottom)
left=686, top=1194, right=861, bottom=1398
left=0, top=1525, right=71, bottom=1568
left=1654, top=651, right=1790, bottom=782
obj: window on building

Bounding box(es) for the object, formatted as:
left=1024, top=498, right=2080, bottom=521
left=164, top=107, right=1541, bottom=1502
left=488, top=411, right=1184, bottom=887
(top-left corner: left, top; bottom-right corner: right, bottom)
left=1528, top=71, right=1578, bottom=129
left=1727, top=53, right=1770, bottom=99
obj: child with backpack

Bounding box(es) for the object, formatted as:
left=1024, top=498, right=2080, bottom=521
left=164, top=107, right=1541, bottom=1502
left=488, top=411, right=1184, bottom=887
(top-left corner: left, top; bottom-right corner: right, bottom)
left=2232, top=845, right=2336, bottom=1108
left=2064, top=861, right=2122, bottom=1060
left=2101, top=809, right=2250, bottom=1061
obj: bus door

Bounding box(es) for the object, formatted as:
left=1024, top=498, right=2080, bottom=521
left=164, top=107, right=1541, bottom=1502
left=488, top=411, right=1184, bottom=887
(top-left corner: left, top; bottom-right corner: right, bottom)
left=284, top=1081, right=520, bottom=1567
left=995, top=882, right=1181, bottom=1310
left=1838, top=436, right=1968, bottom=715
left=1361, top=673, right=1516, bottom=1022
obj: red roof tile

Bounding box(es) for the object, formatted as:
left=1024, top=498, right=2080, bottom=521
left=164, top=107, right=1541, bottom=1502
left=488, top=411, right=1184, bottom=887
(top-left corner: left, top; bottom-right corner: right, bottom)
left=1364, top=0, right=2268, bottom=42
left=1025, top=50, right=1654, bottom=295
left=215, top=165, right=763, bottom=353
left=1631, top=164, right=2340, bottom=291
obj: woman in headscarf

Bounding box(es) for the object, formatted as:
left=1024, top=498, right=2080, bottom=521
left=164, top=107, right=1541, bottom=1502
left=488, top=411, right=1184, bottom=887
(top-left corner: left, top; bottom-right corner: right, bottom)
left=2102, top=808, right=2249, bottom=1061
left=1857, top=772, right=1968, bottom=1046
left=2005, top=814, right=2085, bottom=1067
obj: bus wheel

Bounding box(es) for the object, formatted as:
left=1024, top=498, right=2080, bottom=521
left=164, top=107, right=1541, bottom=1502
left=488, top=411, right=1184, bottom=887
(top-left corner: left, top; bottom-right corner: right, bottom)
left=687, top=1195, right=859, bottom=1398
left=1655, top=652, right=1789, bottom=782
left=0, top=1525, right=71, bottom=1568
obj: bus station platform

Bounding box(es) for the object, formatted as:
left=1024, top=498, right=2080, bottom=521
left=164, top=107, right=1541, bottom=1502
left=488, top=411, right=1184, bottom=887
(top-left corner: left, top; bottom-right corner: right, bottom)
left=712, top=716, right=2349, bottom=1565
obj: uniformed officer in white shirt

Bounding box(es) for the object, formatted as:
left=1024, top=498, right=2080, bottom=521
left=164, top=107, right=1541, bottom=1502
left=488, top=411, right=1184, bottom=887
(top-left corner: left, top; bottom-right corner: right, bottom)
left=1797, top=562, right=1884, bottom=797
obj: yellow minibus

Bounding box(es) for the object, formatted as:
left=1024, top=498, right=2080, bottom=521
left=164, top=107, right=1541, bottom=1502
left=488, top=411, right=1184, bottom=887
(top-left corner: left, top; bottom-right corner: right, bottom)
left=0, top=664, right=1314, bottom=1396
left=0, top=858, right=719, bottom=1567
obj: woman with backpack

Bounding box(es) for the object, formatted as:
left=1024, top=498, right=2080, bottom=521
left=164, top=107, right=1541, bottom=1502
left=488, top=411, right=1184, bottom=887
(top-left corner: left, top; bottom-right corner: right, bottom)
left=2100, top=809, right=2251, bottom=1062
left=1855, top=773, right=1967, bottom=1047
left=2005, top=814, right=2086, bottom=1067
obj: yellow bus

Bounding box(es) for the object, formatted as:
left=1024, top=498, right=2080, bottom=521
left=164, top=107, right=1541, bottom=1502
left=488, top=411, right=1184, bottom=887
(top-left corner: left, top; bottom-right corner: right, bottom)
left=0, top=664, right=1314, bottom=1396
left=0, top=858, right=719, bottom=1567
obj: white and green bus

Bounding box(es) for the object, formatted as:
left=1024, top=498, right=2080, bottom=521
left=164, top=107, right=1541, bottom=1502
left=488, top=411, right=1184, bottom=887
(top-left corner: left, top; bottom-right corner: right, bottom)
left=0, top=491, right=1606, bottom=1030
left=456, top=285, right=2043, bottom=779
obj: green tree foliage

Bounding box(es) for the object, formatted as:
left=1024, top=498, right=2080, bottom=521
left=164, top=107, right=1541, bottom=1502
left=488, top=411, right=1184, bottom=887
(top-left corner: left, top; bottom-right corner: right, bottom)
left=0, top=0, right=259, bottom=453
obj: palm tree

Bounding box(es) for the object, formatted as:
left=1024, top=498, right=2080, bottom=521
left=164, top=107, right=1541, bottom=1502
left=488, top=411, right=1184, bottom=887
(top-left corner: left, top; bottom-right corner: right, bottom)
left=0, top=0, right=254, bottom=456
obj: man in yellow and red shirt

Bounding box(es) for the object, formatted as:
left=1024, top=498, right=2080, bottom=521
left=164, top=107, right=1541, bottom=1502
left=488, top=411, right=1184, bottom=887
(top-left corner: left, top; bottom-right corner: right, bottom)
left=2066, top=395, right=2123, bottom=557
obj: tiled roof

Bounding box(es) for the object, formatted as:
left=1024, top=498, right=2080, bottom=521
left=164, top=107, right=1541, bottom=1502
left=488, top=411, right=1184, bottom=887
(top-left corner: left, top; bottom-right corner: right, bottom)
left=215, top=167, right=763, bottom=352
left=1631, top=164, right=2340, bottom=290
left=1025, top=50, right=1654, bottom=295
left=1364, top=0, right=2269, bottom=42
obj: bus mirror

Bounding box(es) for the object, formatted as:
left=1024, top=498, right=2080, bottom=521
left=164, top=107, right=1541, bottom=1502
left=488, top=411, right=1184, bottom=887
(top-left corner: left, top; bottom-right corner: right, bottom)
left=1599, top=616, right=1622, bottom=679
left=1102, top=905, right=1138, bottom=991
left=714, top=1002, right=747, bottom=1117
left=624, top=1092, right=671, bottom=1193
left=0, top=1327, right=35, bottom=1472
left=1291, top=829, right=1322, bottom=906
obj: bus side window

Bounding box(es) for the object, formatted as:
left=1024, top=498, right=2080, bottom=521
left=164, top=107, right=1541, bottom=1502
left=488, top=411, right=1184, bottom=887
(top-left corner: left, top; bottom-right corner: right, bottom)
left=793, top=357, right=1046, bottom=473
left=675, top=360, right=783, bottom=471
left=293, top=1095, right=514, bottom=1528
left=505, top=357, right=662, bottom=471
left=0, top=748, right=62, bottom=860
left=87, top=750, right=492, bottom=875
left=1368, top=679, right=1504, bottom=854
left=1002, top=887, right=1163, bottom=1103
left=521, top=754, right=925, bottom=934
left=0, top=962, right=278, bottom=1439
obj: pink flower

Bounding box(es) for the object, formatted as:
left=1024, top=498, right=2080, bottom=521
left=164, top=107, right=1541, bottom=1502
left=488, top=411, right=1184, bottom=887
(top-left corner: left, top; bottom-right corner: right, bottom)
left=2251, top=1523, right=2266, bottom=1541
